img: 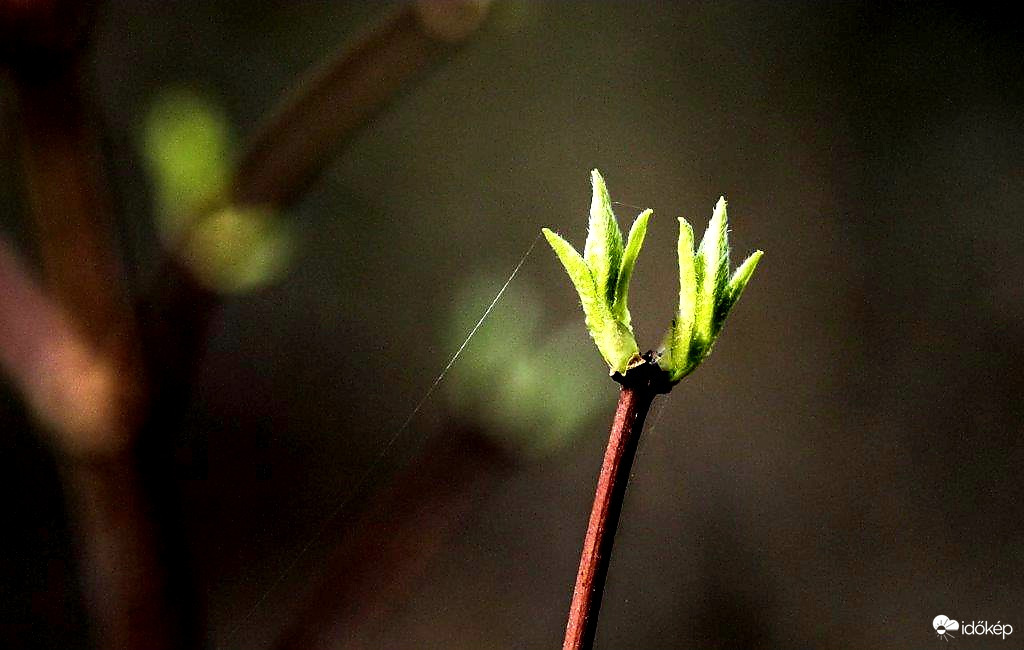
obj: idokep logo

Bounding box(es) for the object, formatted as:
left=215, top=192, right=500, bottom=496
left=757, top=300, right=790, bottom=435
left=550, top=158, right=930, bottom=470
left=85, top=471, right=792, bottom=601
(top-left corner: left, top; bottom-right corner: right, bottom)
left=934, top=616, right=959, bottom=640
left=933, top=615, right=1014, bottom=641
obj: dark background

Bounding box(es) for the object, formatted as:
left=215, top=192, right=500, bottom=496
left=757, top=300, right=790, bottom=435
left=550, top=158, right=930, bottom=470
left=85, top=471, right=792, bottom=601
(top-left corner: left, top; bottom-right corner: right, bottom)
left=2, top=2, right=1022, bottom=648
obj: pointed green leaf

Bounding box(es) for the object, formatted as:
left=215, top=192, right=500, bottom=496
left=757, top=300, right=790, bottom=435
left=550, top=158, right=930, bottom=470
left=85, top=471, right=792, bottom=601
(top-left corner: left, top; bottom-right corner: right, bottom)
left=611, top=208, right=652, bottom=327
left=542, top=228, right=603, bottom=325
left=660, top=218, right=697, bottom=382
left=546, top=175, right=760, bottom=384
left=584, top=169, right=624, bottom=305
left=713, top=249, right=763, bottom=333
left=727, top=249, right=763, bottom=300
left=543, top=227, right=637, bottom=373
left=594, top=320, right=641, bottom=375
left=694, top=196, right=730, bottom=341
left=675, top=217, right=697, bottom=343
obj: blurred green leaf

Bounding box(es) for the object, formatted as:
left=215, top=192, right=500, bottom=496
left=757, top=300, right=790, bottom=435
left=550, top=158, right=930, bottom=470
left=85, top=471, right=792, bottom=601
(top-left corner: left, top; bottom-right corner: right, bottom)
left=186, top=205, right=294, bottom=293
left=444, top=272, right=608, bottom=457
left=142, top=87, right=232, bottom=235
left=141, top=86, right=293, bottom=293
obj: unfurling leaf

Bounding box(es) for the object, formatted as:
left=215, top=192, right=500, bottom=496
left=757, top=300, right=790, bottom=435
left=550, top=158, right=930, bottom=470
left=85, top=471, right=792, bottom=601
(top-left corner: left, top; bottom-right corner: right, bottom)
left=541, top=170, right=645, bottom=374
left=544, top=171, right=761, bottom=384
left=661, top=197, right=763, bottom=383
left=584, top=170, right=624, bottom=305
left=612, top=208, right=651, bottom=328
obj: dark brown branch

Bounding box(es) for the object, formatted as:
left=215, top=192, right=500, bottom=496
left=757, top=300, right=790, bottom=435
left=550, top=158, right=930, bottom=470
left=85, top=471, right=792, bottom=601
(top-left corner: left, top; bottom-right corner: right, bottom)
left=142, top=0, right=491, bottom=400
left=0, top=247, right=179, bottom=649
left=2, top=2, right=493, bottom=649
left=134, top=5, right=489, bottom=645
left=0, top=240, right=109, bottom=443
left=5, top=29, right=187, bottom=647
left=563, top=360, right=669, bottom=650
left=0, top=1, right=96, bottom=76
left=14, top=65, right=145, bottom=455
left=274, top=427, right=511, bottom=650
left=233, top=0, right=490, bottom=208
left=63, top=454, right=179, bottom=650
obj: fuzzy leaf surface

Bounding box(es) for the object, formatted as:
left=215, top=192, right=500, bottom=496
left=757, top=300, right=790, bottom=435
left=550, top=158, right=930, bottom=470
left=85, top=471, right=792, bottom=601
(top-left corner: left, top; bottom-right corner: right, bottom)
left=543, top=227, right=638, bottom=373
left=659, top=198, right=761, bottom=383
left=584, top=170, right=624, bottom=305
left=662, top=218, right=697, bottom=382
left=713, top=249, right=763, bottom=333
left=694, top=196, right=730, bottom=343
left=611, top=209, right=652, bottom=328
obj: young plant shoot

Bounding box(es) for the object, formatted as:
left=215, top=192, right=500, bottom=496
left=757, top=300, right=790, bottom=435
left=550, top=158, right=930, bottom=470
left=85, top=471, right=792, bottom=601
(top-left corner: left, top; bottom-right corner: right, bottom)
left=542, top=170, right=762, bottom=650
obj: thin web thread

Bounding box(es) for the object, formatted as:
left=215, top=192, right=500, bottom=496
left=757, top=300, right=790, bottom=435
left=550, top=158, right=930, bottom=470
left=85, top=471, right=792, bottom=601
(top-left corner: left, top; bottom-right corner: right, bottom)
left=218, top=233, right=540, bottom=648
left=644, top=396, right=670, bottom=440
left=612, top=200, right=647, bottom=211
left=631, top=395, right=669, bottom=479
left=395, top=232, right=541, bottom=435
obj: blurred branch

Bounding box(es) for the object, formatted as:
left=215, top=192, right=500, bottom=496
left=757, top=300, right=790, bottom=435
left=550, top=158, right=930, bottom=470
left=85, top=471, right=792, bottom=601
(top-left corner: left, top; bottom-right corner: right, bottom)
left=13, top=66, right=144, bottom=454
left=273, top=427, right=511, bottom=650
left=1, top=5, right=189, bottom=646
left=136, top=5, right=490, bottom=644
left=0, top=0, right=95, bottom=75
left=0, top=240, right=121, bottom=452
left=63, top=454, right=180, bottom=650
left=142, top=0, right=491, bottom=367
left=135, top=8, right=496, bottom=562
left=234, top=0, right=491, bottom=208
left=4, top=2, right=490, bottom=648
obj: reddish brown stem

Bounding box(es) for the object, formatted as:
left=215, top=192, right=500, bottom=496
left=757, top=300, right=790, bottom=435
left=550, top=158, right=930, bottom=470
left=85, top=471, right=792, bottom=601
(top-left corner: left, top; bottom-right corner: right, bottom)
left=563, top=362, right=668, bottom=650
left=63, top=455, right=178, bottom=650
left=14, top=64, right=144, bottom=455
left=4, top=21, right=188, bottom=647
